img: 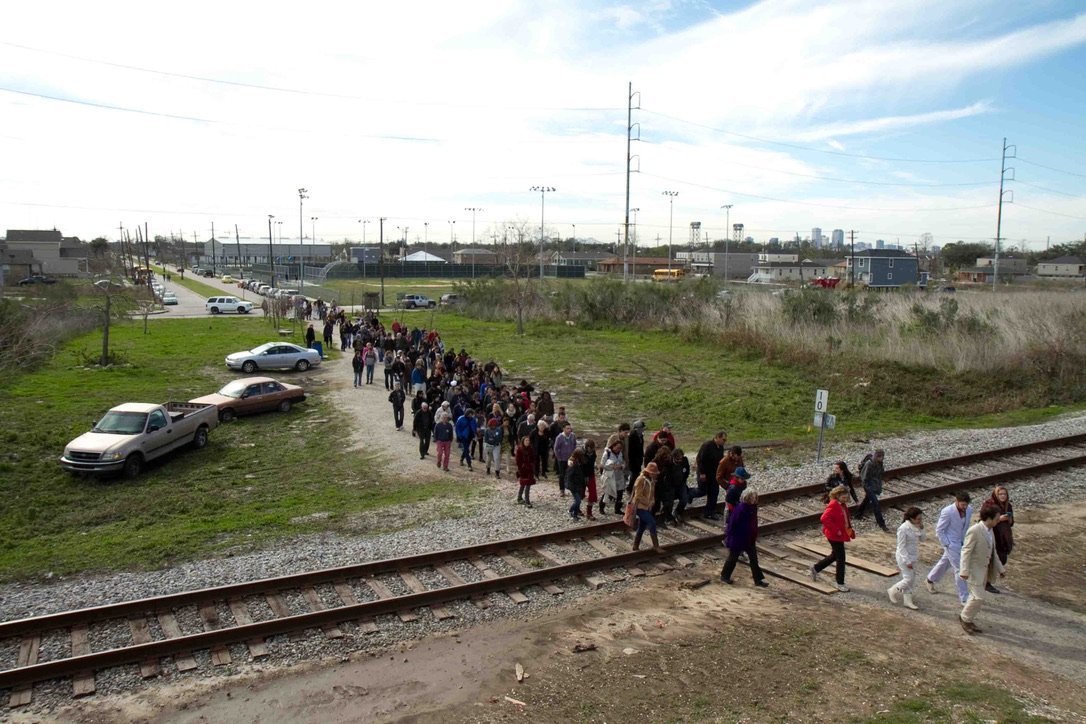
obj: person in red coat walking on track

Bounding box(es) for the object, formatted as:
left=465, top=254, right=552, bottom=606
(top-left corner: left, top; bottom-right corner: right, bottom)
left=515, top=435, right=537, bottom=509
left=810, top=484, right=854, bottom=592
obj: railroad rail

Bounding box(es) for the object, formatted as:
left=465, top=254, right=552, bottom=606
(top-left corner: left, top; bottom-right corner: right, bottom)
left=3, top=432, right=1086, bottom=704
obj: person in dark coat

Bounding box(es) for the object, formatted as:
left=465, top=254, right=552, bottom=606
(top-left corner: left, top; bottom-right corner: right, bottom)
left=388, top=384, right=406, bottom=430
left=650, top=446, right=674, bottom=526
left=696, top=431, right=727, bottom=518
left=565, top=448, right=588, bottom=521
left=986, top=485, right=1014, bottom=593
left=720, top=488, right=767, bottom=586
left=627, top=420, right=646, bottom=491
left=412, top=402, right=432, bottom=459
left=670, top=448, right=691, bottom=524
left=515, top=435, right=537, bottom=508
left=305, top=323, right=316, bottom=348
left=824, top=460, right=858, bottom=502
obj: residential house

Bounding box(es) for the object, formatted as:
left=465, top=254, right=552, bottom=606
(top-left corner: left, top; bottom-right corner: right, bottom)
left=846, top=249, right=918, bottom=288
left=549, top=249, right=613, bottom=270
left=597, top=256, right=676, bottom=276
left=451, top=248, right=498, bottom=265
left=748, top=257, right=840, bottom=284
left=1036, top=256, right=1085, bottom=278
left=4, top=228, right=87, bottom=276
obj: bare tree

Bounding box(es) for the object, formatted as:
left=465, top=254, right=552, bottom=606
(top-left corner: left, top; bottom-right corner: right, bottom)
left=501, top=220, right=539, bottom=335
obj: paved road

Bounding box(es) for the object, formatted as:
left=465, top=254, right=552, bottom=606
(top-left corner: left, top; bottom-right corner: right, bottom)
left=153, top=273, right=263, bottom=319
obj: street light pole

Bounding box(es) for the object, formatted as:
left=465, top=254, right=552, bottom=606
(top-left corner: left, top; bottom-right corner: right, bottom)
left=630, top=208, right=639, bottom=278
left=663, top=191, right=678, bottom=275
left=448, top=220, right=455, bottom=244
left=572, top=224, right=576, bottom=254
left=267, top=214, right=276, bottom=288
left=530, top=186, right=555, bottom=280
left=465, top=207, right=482, bottom=278
left=298, top=188, right=307, bottom=283
left=721, top=204, right=733, bottom=283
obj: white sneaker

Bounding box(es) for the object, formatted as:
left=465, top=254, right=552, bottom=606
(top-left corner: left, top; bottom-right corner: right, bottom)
left=887, top=586, right=902, bottom=605
left=835, top=583, right=850, bottom=592
left=809, top=565, right=819, bottom=582
left=924, top=579, right=937, bottom=594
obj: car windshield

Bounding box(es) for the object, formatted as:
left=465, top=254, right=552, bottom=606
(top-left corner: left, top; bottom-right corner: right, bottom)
left=92, top=411, right=148, bottom=435
left=249, top=343, right=276, bottom=355
left=217, top=380, right=251, bottom=398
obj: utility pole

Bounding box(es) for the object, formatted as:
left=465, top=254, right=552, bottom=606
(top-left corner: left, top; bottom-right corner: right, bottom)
left=465, top=207, right=482, bottom=278
left=721, top=204, right=733, bottom=283
left=267, top=215, right=276, bottom=288
left=849, top=230, right=857, bottom=287
left=234, top=224, right=243, bottom=281
left=144, top=222, right=150, bottom=276
left=663, top=191, right=678, bottom=275
left=210, top=221, right=216, bottom=276
left=379, top=217, right=386, bottom=308
left=298, top=188, right=308, bottom=283
left=993, top=137, right=1015, bottom=292
left=622, top=82, right=640, bottom=282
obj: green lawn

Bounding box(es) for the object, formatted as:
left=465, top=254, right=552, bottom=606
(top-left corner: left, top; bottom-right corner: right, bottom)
left=0, top=316, right=480, bottom=580
left=317, top=277, right=459, bottom=307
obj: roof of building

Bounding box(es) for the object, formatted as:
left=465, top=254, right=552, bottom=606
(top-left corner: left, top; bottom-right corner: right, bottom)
left=555, top=250, right=613, bottom=260
left=453, top=247, right=497, bottom=255
left=599, top=256, right=675, bottom=265
left=6, top=229, right=63, bottom=242
left=403, top=250, right=447, bottom=262
left=1041, top=255, right=1084, bottom=264
left=755, top=261, right=833, bottom=269
left=853, top=248, right=914, bottom=257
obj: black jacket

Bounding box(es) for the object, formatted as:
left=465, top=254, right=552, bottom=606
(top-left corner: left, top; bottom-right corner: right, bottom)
left=696, top=440, right=724, bottom=481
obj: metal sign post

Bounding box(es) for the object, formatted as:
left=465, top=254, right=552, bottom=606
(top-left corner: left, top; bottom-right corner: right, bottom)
left=815, top=389, right=829, bottom=463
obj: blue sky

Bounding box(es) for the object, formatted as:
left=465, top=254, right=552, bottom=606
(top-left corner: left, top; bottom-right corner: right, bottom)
left=1, top=0, right=1084, bottom=251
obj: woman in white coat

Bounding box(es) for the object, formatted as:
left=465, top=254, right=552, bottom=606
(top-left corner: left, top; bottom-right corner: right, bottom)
left=888, top=507, right=925, bottom=610
left=599, top=435, right=626, bottom=515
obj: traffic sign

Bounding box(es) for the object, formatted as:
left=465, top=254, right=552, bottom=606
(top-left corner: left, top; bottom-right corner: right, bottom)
left=815, top=389, right=829, bottom=412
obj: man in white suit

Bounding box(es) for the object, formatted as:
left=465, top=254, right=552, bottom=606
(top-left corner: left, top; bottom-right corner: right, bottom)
left=926, top=491, right=973, bottom=603
left=959, top=504, right=1006, bottom=634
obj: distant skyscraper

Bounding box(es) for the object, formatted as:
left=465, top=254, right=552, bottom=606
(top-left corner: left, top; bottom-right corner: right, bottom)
left=876, top=239, right=885, bottom=249
left=832, top=229, right=844, bottom=249
left=811, top=227, right=822, bottom=248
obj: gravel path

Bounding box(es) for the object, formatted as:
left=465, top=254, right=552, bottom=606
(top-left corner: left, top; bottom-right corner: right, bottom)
left=3, top=348, right=1086, bottom=714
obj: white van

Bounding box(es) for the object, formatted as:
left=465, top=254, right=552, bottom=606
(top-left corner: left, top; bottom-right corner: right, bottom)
left=206, top=296, right=254, bottom=314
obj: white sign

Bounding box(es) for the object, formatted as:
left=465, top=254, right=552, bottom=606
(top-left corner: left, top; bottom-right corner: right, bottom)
left=814, top=389, right=829, bottom=412
left=814, top=412, right=837, bottom=429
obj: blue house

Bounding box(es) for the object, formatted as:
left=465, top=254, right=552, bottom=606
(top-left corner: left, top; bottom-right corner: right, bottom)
left=846, top=249, right=918, bottom=288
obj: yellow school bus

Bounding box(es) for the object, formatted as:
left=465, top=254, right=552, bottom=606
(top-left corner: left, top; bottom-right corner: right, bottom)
left=652, top=268, right=686, bottom=282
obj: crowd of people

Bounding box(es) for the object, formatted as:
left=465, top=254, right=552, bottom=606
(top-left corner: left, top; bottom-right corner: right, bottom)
left=319, top=314, right=1016, bottom=635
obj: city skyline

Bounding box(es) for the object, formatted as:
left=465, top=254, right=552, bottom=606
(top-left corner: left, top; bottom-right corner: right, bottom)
left=2, top=1, right=1085, bottom=251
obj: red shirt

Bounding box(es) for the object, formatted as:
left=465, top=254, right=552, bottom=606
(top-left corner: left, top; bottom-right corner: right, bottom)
left=820, top=499, right=852, bottom=542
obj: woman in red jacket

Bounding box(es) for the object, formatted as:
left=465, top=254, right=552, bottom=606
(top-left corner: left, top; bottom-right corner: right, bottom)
left=515, top=435, right=537, bottom=509
left=810, top=485, right=854, bottom=592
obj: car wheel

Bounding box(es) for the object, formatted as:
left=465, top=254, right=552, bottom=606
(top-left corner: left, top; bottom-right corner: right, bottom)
left=406, top=302, right=416, bottom=309
left=210, top=307, right=220, bottom=314
left=220, top=408, right=236, bottom=423
left=242, top=360, right=257, bottom=373
left=192, top=426, right=209, bottom=449
left=295, top=359, right=311, bottom=371
left=278, top=399, right=292, bottom=413
left=429, top=302, right=436, bottom=308
left=123, top=454, right=143, bottom=479
left=239, top=308, right=249, bottom=314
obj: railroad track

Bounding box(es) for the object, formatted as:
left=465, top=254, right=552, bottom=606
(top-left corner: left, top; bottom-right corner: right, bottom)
left=4, top=432, right=1086, bottom=705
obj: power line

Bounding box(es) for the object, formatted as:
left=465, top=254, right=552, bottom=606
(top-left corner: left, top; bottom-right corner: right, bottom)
left=639, top=108, right=1001, bottom=164
left=1014, top=203, right=1086, bottom=221
left=1012, top=179, right=1082, bottom=198
left=713, top=157, right=992, bottom=188
left=1017, top=157, right=1086, bottom=179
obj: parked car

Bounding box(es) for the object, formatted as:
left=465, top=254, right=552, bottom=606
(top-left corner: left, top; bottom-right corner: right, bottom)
left=221, top=274, right=235, bottom=283
left=200, top=269, right=214, bottom=278
left=206, top=296, right=253, bottom=314
left=225, top=342, right=322, bottom=373
left=399, top=294, right=436, bottom=309
left=190, top=376, right=306, bottom=422
left=439, top=293, right=461, bottom=306
left=256, top=284, right=271, bottom=296
left=60, top=401, right=219, bottom=478
left=17, top=275, right=57, bottom=285
left=162, top=291, right=178, bottom=305
left=276, top=288, right=300, bottom=299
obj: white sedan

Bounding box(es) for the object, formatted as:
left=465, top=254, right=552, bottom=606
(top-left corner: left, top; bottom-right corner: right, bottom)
left=225, top=342, right=321, bottom=373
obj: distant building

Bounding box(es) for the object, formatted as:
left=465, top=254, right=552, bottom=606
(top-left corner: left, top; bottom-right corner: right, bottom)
left=831, top=229, right=845, bottom=249
left=1036, top=256, right=1085, bottom=278
left=846, top=249, right=918, bottom=288
left=202, top=241, right=334, bottom=267
left=3, top=228, right=87, bottom=276
left=875, top=239, right=885, bottom=250
left=350, top=247, right=382, bottom=264
left=811, top=227, right=823, bottom=249
left=549, top=250, right=613, bottom=270
left=748, top=257, right=839, bottom=284
left=452, top=248, right=498, bottom=265
left=676, top=251, right=758, bottom=278
left=597, top=256, right=676, bottom=276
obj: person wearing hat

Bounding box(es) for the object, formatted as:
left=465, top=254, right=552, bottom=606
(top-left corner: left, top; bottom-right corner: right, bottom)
left=413, top=402, right=432, bottom=459
left=483, top=417, right=504, bottom=478
left=724, top=462, right=752, bottom=513
left=631, top=462, right=662, bottom=552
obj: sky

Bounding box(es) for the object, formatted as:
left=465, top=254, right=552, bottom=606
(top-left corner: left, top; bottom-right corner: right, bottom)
left=2, top=0, right=1085, bottom=252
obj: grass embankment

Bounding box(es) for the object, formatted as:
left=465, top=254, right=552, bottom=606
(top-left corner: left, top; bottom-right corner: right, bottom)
left=0, top=317, right=480, bottom=580
left=427, top=312, right=1080, bottom=445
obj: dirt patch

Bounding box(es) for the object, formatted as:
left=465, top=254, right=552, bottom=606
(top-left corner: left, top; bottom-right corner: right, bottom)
left=38, top=502, right=1086, bottom=723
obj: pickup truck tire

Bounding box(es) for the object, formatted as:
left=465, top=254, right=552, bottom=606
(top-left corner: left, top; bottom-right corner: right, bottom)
left=406, top=301, right=416, bottom=309
left=295, top=359, right=311, bottom=372
left=220, top=408, right=236, bottom=423
left=239, top=308, right=250, bottom=314
left=123, top=454, right=143, bottom=479
left=210, top=307, right=220, bottom=314
left=278, top=399, right=292, bottom=413
left=428, top=302, right=436, bottom=308
left=242, top=361, right=258, bottom=373
left=191, top=426, right=210, bottom=449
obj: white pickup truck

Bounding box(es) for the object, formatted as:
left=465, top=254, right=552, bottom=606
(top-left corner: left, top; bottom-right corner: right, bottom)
left=61, top=402, right=219, bottom=478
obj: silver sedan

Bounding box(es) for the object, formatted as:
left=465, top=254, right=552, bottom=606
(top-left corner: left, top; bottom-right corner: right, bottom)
left=225, top=342, right=322, bottom=373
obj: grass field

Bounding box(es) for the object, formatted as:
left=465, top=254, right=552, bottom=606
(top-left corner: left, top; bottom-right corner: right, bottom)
left=0, top=316, right=480, bottom=580
left=317, top=277, right=458, bottom=306
left=425, top=311, right=1077, bottom=444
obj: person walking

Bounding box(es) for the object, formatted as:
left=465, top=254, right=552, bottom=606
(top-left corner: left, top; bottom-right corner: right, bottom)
left=532, top=419, right=552, bottom=482
left=455, top=408, right=478, bottom=469
left=483, top=418, right=503, bottom=478
left=351, top=350, right=364, bottom=388
left=925, top=491, right=973, bottom=604
left=695, top=431, right=727, bottom=518
left=713, top=445, right=744, bottom=521
left=810, top=484, right=854, bottom=592
left=410, top=359, right=426, bottom=395
left=382, top=350, right=395, bottom=390
left=720, top=488, right=768, bottom=587
left=854, top=449, right=889, bottom=531
left=959, top=504, right=1006, bottom=634
left=433, top=414, right=453, bottom=472
left=628, top=420, right=646, bottom=492
left=515, top=435, right=537, bottom=508
left=552, top=423, right=577, bottom=497
left=582, top=439, right=598, bottom=521
left=985, top=485, right=1014, bottom=593
left=565, top=448, right=588, bottom=521
left=888, top=507, right=925, bottom=610
left=304, top=323, right=316, bottom=349
left=631, top=462, right=661, bottom=552
left=824, top=460, right=858, bottom=503
left=388, top=384, right=406, bottom=430
left=600, top=435, right=626, bottom=515
left=413, top=402, right=432, bottom=460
